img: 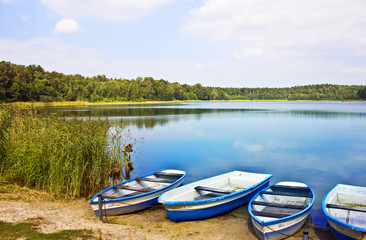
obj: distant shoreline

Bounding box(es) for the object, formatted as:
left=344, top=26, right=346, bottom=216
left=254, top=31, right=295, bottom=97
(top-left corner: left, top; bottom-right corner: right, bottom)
left=5, top=99, right=365, bottom=108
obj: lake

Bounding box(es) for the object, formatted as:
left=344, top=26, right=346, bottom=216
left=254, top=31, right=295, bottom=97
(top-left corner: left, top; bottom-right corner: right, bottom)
left=40, top=101, right=366, bottom=226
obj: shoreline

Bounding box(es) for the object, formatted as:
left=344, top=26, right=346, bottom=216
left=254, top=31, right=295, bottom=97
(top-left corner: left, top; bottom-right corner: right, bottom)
left=5, top=99, right=365, bottom=108
left=0, top=197, right=335, bottom=240
left=0, top=185, right=335, bottom=239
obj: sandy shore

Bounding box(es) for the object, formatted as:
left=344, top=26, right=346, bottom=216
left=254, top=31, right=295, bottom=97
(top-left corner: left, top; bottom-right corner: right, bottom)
left=0, top=195, right=335, bottom=240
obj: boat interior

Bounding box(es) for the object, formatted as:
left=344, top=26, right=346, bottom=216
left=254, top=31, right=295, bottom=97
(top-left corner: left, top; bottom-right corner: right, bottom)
left=161, top=171, right=271, bottom=202
left=326, top=190, right=366, bottom=228
left=100, top=171, right=184, bottom=200
left=251, top=185, right=313, bottom=221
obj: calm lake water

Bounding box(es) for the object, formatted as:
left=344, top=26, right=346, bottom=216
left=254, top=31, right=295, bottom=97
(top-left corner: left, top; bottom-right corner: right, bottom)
left=40, top=101, right=366, bottom=226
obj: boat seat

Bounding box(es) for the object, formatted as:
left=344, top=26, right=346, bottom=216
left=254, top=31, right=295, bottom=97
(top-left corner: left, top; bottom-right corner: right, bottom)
left=270, top=185, right=311, bottom=191
left=154, top=172, right=184, bottom=178
left=268, top=185, right=313, bottom=198
left=251, top=210, right=294, bottom=219
left=100, top=191, right=140, bottom=199
left=261, top=190, right=313, bottom=198
left=326, top=204, right=366, bottom=213
left=136, top=177, right=175, bottom=183
left=114, top=185, right=154, bottom=192
left=194, top=193, right=224, bottom=200
left=195, top=186, right=234, bottom=195
left=252, top=201, right=306, bottom=210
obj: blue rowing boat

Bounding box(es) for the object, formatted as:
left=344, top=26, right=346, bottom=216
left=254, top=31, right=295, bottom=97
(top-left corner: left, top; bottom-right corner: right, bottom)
left=158, top=170, right=272, bottom=222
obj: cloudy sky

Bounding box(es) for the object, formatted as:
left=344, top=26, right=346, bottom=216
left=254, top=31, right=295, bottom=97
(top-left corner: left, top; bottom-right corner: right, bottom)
left=1, top=0, right=366, bottom=87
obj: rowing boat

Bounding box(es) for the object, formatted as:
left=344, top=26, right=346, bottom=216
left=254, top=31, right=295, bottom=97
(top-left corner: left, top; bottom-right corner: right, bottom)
left=322, top=184, right=366, bottom=240
left=249, top=181, right=314, bottom=240
left=90, top=169, right=185, bottom=216
left=158, top=170, right=272, bottom=222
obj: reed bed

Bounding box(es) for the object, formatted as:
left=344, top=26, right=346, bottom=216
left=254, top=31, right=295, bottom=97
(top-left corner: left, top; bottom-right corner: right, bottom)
left=0, top=105, right=130, bottom=198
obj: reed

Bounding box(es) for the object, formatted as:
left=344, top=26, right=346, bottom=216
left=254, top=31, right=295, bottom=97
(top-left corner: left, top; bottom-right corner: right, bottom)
left=0, top=105, right=132, bottom=198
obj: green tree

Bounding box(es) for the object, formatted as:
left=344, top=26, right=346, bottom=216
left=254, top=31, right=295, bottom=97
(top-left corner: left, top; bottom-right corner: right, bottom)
left=0, top=61, right=15, bottom=101
left=358, top=87, right=366, bottom=99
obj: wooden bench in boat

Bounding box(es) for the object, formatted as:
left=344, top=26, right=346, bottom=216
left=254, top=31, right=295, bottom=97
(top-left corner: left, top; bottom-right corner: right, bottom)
left=270, top=185, right=311, bottom=191
left=194, top=193, right=225, bottom=200
left=251, top=210, right=295, bottom=219
left=261, top=186, right=313, bottom=198
left=268, top=185, right=313, bottom=198
left=136, top=177, right=175, bottom=183
left=251, top=201, right=306, bottom=210
left=100, top=191, right=140, bottom=199
left=154, top=172, right=184, bottom=178
left=261, top=190, right=312, bottom=198
left=326, top=204, right=366, bottom=213
left=114, top=185, right=154, bottom=192
left=195, top=186, right=235, bottom=195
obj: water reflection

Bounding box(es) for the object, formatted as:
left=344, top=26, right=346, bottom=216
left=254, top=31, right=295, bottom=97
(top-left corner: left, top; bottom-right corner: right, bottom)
left=39, top=102, right=366, bottom=129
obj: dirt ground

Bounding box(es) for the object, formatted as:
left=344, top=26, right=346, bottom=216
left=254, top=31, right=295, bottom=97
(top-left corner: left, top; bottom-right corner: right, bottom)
left=0, top=194, right=336, bottom=240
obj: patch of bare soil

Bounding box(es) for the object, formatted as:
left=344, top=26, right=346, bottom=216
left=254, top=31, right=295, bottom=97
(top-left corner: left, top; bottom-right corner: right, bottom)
left=0, top=195, right=336, bottom=240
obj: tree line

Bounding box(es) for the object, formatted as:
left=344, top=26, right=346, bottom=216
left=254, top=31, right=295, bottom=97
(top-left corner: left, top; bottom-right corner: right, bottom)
left=0, top=61, right=365, bottom=102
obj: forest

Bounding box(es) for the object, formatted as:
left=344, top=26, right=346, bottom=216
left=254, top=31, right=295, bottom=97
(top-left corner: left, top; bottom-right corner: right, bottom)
left=0, top=61, right=365, bottom=102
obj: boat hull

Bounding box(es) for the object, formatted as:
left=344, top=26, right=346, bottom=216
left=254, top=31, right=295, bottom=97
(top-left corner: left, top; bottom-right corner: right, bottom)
left=326, top=218, right=364, bottom=240
left=251, top=208, right=310, bottom=240
left=166, top=182, right=269, bottom=222
left=91, top=181, right=183, bottom=216
left=90, top=169, right=185, bottom=216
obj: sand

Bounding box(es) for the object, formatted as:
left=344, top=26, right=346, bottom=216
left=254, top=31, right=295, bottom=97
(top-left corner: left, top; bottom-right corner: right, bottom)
left=0, top=195, right=335, bottom=240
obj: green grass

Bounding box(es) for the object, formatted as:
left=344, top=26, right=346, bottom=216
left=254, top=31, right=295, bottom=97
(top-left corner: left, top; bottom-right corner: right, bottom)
left=0, top=105, right=133, bottom=199
left=0, top=184, right=54, bottom=202
left=0, top=219, right=94, bottom=240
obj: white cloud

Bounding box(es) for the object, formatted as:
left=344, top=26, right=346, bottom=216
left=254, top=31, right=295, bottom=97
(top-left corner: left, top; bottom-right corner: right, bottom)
left=0, top=38, right=213, bottom=84
left=244, top=143, right=263, bottom=152
left=342, top=67, right=366, bottom=74
left=54, top=18, right=81, bottom=34
left=0, top=38, right=106, bottom=76
left=182, top=0, right=366, bottom=59
left=233, top=140, right=263, bottom=152
left=233, top=140, right=242, bottom=149
left=40, top=0, right=175, bottom=22
left=233, top=139, right=297, bottom=153
left=17, top=13, right=28, bottom=22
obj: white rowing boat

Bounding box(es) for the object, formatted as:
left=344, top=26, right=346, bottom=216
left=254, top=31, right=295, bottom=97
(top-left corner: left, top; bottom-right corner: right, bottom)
left=322, top=184, right=366, bottom=240
left=249, top=181, right=314, bottom=240
left=158, top=170, right=272, bottom=222
left=90, top=169, right=185, bottom=216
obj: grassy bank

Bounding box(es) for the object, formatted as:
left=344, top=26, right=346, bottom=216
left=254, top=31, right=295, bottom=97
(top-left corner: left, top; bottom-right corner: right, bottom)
left=0, top=220, right=93, bottom=240
left=0, top=105, right=131, bottom=198
left=9, top=100, right=187, bottom=108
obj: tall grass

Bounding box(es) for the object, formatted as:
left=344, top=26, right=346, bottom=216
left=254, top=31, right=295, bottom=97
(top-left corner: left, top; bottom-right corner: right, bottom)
left=0, top=105, right=131, bottom=198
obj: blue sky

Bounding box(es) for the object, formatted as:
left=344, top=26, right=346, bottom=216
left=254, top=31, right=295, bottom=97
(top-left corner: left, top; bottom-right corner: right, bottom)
left=1, top=0, right=366, bottom=87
